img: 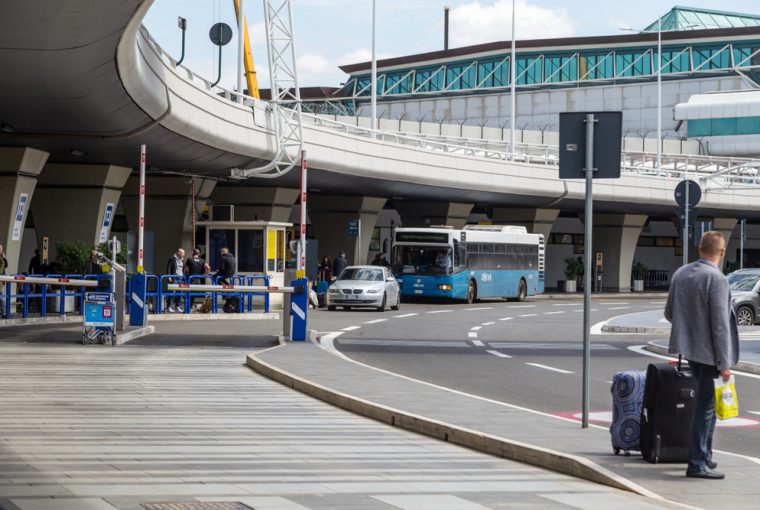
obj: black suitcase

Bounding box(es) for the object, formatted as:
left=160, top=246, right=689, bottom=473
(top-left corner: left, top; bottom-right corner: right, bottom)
left=640, top=359, right=697, bottom=463
left=223, top=296, right=240, bottom=313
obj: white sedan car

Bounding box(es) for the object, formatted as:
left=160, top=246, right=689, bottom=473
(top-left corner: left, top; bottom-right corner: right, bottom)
left=327, top=265, right=400, bottom=312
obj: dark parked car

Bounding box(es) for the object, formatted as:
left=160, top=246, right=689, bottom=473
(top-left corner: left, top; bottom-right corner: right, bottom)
left=728, top=269, right=760, bottom=326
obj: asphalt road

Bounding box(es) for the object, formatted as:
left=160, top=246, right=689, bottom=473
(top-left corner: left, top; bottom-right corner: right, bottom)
left=309, top=296, right=760, bottom=459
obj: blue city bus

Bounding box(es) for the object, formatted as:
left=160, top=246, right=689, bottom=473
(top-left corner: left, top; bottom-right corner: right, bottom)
left=392, top=225, right=545, bottom=303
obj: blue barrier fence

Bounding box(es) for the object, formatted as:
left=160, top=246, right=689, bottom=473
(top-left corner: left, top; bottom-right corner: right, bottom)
left=1, top=273, right=270, bottom=319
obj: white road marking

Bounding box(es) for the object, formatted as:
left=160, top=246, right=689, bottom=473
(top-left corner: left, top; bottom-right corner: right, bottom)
left=487, top=350, right=512, bottom=358
left=543, top=311, right=565, bottom=315
left=465, top=307, right=494, bottom=311
left=394, top=313, right=418, bottom=318
left=471, top=340, right=485, bottom=347
left=427, top=310, right=452, bottom=314
left=526, top=363, right=574, bottom=374
left=468, top=332, right=478, bottom=338
left=552, top=303, right=582, bottom=306
left=364, top=318, right=387, bottom=324
left=499, top=317, right=513, bottom=321
left=627, top=345, right=760, bottom=381
left=338, top=339, right=471, bottom=348
left=481, top=322, right=495, bottom=326
left=519, top=313, right=537, bottom=317
left=607, top=306, right=631, bottom=310
left=341, top=325, right=361, bottom=332
left=606, top=380, right=614, bottom=384
left=574, top=309, right=598, bottom=312
left=509, top=305, right=536, bottom=308
left=649, top=301, right=667, bottom=305
left=599, top=302, right=629, bottom=305
left=470, top=326, right=482, bottom=331
left=749, top=411, right=760, bottom=416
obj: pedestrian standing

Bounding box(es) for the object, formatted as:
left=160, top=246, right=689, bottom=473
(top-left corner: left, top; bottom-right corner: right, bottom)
left=665, top=231, right=740, bottom=480
left=85, top=250, right=102, bottom=275
left=318, top=255, right=332, bottom=282
left=166, top=248, right=186, bottom=312
left=332, top=250, right=348, bottom=279
left=28, top=249, right=41, bottom=274
left=185, top=249, right=209, bottom=279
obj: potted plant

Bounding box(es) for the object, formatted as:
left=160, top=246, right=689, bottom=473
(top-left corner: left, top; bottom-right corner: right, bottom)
left=563, top=257, right=583, bottom=293
left=632, top=261, right=648, bottom=292
left=52, top=241, right=92, bottom=313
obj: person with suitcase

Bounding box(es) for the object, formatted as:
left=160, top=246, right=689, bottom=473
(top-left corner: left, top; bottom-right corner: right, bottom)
left=664, top=231, right=740, bottom=480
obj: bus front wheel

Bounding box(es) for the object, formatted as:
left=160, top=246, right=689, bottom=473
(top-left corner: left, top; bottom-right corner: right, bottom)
left=466, top=281, right=477, bottom=304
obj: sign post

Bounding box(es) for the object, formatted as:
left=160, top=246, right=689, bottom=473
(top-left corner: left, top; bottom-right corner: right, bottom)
left=559, top=111, right=622, bottom=429
left=674, top=179, right=701, bottom=264
left=348, top=219, right=361, bottom=265
left=41, top=236, right=49, bottom=266
left=741, top=218, right=746, bottom=269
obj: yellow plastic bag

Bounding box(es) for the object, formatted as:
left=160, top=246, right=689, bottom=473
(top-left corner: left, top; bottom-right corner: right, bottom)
left=714, top=375, right=739, bottom=420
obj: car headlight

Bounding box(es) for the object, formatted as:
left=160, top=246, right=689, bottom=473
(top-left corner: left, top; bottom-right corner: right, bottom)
left=328, top=288, right=339, bottom=294
left=437, top=284, right=452, bottom=291
left=366, top=288, right=381, bottom=294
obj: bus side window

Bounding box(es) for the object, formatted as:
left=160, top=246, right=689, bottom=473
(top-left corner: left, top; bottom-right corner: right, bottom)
left=454, top=239, right=466, bottom=269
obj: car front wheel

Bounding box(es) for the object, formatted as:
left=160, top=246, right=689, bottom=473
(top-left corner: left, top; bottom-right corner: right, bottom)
left=736, top=305, right=755, bottom=326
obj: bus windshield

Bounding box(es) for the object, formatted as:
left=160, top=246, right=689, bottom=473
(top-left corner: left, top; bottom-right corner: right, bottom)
left=393, top=245, right=453, bottom=275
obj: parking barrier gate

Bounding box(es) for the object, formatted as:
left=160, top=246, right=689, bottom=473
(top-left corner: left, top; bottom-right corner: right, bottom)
left=167, top=277, right=309, bottom=340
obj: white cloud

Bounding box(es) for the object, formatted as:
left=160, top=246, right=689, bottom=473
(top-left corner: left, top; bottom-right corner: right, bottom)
left=449, top=0, right=577, bottom=47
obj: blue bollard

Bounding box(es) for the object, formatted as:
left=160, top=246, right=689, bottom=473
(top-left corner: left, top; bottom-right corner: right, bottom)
left=129, top=273, right=148, bottom=327
left=290, top=278, right=308, bottom=341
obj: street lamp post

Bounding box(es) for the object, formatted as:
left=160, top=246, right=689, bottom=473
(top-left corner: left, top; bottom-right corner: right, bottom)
left=510, top=0, right=516, bottom=161
left=371, top=0, right=377, bottom=135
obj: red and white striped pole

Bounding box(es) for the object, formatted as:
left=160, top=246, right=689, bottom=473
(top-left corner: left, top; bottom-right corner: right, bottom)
left=138, top=144, right=146, bottom=273
left=298, top=150, right=307, bottom=275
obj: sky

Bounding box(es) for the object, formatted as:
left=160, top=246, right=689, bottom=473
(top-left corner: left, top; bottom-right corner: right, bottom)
left=143, top=0, right=760, bottom=92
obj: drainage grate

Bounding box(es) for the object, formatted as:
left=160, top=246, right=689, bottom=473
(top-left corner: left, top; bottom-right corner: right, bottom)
left=141, top=503, right=254, bottom=510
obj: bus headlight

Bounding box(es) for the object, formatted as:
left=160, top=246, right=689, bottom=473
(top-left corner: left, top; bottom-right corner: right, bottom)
left=437, top=284, right=452, bottom=291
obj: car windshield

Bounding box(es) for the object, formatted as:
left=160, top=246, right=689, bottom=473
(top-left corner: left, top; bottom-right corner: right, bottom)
left=392, top=245, right=452, bottom=275
left=338, top=268, right=384, bottom=281
left=728, top=273, right=760, bottom=292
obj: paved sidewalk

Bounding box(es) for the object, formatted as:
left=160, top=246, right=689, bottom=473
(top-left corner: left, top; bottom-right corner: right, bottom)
left=250, top=340, right=760, bottom=509
left=648, top=339, right=760, bottom=374
left=0, top=321, right=665, bottom=510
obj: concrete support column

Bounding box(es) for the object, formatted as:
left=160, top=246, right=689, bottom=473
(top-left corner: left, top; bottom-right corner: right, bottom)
left=210, top=186, right=298, bottom=222
left=309, top=196, right=387, bottom=266
left=31, top=164, right=131, bottom=262
left=491, top=207, right=560, bottom=239
left=395, top=201, right=474, bottom=228
left=710, top=218, right=738, bottom=269
left=121, top=176, right=217, bottom=273
left=591, top=214, right=648, bottom=292
left=0, top=147, right=48, bottom=274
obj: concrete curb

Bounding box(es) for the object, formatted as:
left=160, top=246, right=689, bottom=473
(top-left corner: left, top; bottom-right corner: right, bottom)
left=534, top=292, right=667, bottom=300
left=246, top=345, right=665, bottom=502
left=645, top=342, right=760, bottom=375
left=114, top=325, right=155, bottom=345
left=602, top=325, right=671, bottom=334
left=0, top=315, right=83, bottom=328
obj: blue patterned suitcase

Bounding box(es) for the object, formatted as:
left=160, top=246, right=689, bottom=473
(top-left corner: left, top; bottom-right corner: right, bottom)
left=610, top=370, right=646, bottom=455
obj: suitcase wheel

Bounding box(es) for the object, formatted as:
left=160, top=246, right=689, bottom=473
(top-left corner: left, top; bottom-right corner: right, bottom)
left=613, top=447, right=620, bottom=455
left=624, top=450, right=631, bottom=457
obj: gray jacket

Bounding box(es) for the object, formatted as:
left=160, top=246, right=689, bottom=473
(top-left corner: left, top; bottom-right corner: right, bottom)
left=665, top=259, right=739, bottom=371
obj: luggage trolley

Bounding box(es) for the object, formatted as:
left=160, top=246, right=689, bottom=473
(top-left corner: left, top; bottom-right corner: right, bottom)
left=83, top=291, right=116, bottom=345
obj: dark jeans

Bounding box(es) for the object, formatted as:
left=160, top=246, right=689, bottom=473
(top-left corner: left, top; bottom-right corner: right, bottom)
left=688, top=360, right=719, bottom=473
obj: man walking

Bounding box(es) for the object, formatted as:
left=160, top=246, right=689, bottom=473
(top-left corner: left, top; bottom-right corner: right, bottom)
left=166, top=248, right=186, bottom=312
left=332, top=251, right=348, bottom=278
left=665, top=231, right=740, bottom=480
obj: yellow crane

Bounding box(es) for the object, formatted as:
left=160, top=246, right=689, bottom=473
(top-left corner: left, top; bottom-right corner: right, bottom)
left=232, top=0, right=260, bottom=99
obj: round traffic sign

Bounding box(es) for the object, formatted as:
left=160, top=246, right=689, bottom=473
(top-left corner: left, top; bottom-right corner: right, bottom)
left=209, top=22, right=233, bottom=46
left=674, top=179, right=701, bottom=208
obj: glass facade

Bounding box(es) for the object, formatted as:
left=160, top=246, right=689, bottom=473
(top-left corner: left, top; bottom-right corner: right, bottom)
left=688, top=116, right=760, bottom=137
left=643, top=7, right=760, bottom=32
left=344, top=41, right=760, bottom=98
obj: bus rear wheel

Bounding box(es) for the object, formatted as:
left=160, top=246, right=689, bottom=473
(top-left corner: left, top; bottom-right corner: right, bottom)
left=517, top=279, right=527, bottom=302
left=466, top=281, right=476, bottom=304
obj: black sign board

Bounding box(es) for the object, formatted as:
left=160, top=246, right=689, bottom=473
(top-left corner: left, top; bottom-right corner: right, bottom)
left=559, top=112, right=622, bottom=179
left=674, top=179, right=701, bottom=208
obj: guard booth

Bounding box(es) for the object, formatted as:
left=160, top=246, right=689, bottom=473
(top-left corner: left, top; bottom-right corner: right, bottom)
left=199, top=221, right=292, bottom=307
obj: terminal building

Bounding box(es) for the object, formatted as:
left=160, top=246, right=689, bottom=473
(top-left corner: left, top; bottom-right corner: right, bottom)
left=2, top=4, right=760, bottom=292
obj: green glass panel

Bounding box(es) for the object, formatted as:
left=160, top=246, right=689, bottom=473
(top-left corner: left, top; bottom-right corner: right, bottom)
left=688, top=119, right=711, bottom=137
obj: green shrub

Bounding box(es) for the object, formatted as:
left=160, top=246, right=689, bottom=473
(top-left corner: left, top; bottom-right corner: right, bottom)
left=54, top=241, right=91, bottom=275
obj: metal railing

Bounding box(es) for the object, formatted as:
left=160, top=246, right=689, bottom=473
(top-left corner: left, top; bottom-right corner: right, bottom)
left=1, top=273, right=271, bottom=320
